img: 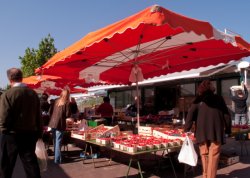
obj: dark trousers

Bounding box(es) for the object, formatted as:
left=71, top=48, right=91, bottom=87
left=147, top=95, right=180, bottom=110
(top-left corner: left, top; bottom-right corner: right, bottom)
left=0, top=133, right=41, bottom=178
left=104, top=117, right=112, bottom=126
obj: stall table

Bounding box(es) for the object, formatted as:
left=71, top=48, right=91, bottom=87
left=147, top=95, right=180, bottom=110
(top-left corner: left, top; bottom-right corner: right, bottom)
left=232, top=130, right=250, bottom=156
left=71, top=133, right=180, bottom=178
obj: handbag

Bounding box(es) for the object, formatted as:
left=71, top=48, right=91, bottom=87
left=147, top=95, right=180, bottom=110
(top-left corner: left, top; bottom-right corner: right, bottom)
left=178, top=136, right=198, bottom=166
left=35, top=139, right=48, bottom=172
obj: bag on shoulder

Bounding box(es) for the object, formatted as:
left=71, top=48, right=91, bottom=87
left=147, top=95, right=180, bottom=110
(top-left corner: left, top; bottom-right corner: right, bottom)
left=178, top=136, right=198, bottom=166
left=35, top=139, right=48, bottom=172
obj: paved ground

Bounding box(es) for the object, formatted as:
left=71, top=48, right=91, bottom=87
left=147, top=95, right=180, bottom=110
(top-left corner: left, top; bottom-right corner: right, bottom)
left=11, top=137, right=250, bottom=178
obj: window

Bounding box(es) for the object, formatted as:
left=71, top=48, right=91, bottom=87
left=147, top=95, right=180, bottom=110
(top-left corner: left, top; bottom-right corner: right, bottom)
left=180, top=83, right=195, bottom=96
left=144, top=88, right=154, bottom=114
left=110, top=89, right=141, bottom=109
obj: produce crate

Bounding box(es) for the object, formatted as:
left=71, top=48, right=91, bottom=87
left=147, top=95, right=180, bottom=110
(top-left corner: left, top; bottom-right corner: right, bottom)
left=153, top=129, right=168, bottom=139
left=84, top=124, right=107, bottom=140
left=153, top=129, right=186, bottom=141
left=219, top=153, right=239, bottom=165
left=85, top=124, right=120, bottom=140
left=101, top=125, right=121, bottom=138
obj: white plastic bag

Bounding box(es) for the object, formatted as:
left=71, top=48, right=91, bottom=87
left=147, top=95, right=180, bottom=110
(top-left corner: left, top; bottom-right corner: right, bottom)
left=178, top=136, right=198, bottom=166
left=78, top=119, right=89, bottom=131
left=35, top=139, right=48, bottom=172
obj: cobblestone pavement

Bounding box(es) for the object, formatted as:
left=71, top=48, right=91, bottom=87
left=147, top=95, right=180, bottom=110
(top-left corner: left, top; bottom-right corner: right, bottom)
left=11, top=137, right=250, bottom=178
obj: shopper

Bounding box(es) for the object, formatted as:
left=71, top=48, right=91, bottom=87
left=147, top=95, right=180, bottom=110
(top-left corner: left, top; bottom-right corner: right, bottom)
left=49, top=98, right=55, bottom=116
left=96, top=96, right=114, bottom=126
left=40, top=92, right=50, bottom=126
left=48, top=89, right=71, bottom=164
left=230, top=81, right=248, bottom=125
left=70, top=97, right=79, bottom=121
left=0, top=68, right=43, bottom=178
left=184, top=80, right=231, bottom=178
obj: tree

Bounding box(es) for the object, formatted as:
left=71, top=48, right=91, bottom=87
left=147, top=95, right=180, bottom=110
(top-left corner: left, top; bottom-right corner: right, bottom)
left=19, top=34, right=57, bottom=77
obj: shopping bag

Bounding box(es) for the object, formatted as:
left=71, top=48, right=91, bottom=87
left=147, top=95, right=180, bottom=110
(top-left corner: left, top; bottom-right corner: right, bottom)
left=35, top=139, right=48, bottom=172
left=78, top=119, right=89, bottom=131
left=178, top=136, right=198, bottom=166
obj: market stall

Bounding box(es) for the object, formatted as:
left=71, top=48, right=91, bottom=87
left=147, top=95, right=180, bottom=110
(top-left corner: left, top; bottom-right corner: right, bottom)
left=36, top=5, right=250, bottom=131
left=70, top=123, right=186, bottom=178
left=34, top=6, right=250, bottom=172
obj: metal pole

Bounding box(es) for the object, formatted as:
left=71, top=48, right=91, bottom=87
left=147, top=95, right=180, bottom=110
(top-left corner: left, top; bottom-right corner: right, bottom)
left=244, top=69, right=248, bottom=85
left=136, top=79, right=140, bottom=129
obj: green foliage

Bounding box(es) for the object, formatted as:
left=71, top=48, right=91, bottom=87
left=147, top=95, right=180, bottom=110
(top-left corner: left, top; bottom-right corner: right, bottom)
left=77, top=97, right=103, bottom=112
left=19, top=34, right=57, bottom=77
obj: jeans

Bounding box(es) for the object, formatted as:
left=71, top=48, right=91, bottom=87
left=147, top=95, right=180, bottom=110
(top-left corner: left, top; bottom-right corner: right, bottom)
left=52, top=129, right=64, bottom=164
left=235, top=113, right=248, bottom=125
left=0, top=133, right=41, bottom=178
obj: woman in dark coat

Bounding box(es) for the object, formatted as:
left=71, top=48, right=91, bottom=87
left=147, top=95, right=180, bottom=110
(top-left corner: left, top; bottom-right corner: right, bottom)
left=184, top=80, right=231, bottom=178
left=48, top=89, right=71, bottom=164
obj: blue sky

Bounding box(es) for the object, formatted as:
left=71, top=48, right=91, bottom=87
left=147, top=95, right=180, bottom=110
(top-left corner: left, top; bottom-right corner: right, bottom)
left=1, top=0, right=250, bottom=88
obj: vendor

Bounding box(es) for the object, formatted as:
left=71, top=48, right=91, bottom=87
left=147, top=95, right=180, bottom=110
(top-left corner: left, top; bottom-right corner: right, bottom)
left=126, top=97, right=139, bottom=117
left=230, top=82, right=248, bottom=125
left=96, top=96, right=114, bottom=126
left=126, top=103, right=137, bottom=117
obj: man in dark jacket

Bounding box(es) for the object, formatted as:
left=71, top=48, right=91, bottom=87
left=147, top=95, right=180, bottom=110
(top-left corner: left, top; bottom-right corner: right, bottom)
left=184, top=80, right=231, bottom=178
left=0, top=68, right=43, bottom=178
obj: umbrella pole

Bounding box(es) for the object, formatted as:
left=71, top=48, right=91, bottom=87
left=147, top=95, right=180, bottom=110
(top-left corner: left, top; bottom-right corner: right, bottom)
left=136, top=80, right=140, bottom=131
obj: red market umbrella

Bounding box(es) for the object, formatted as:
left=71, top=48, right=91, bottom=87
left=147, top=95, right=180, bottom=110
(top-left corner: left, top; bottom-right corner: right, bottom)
left=23, top=75, right=62, bottom=86
left=23, top=75, right=86, bottom=95
left=36, top=5, right=250, bottom=82
left=36, top=5, right=250, bottom=126
left=36, top=86, right=87, bottom=96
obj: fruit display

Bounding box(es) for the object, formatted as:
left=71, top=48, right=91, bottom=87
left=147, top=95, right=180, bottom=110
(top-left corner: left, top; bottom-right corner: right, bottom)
left=153, top=127, right=194, bottom=141
left=72, top=124, right=120, bottom=140
left=98, top=134, right=182, bottom=153
left=232, top=124, right=250, bottom=134
left=71, top=125, right=195, bottom=154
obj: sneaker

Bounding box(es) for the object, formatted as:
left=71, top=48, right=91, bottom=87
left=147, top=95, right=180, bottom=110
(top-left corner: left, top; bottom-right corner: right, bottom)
left=80, top=152, right=91, bottom=159
left=80, top=152, right=86, bottom=158
left=91, top=153, right=97, bottom=159
left=91, top=153, right=100, bottom=159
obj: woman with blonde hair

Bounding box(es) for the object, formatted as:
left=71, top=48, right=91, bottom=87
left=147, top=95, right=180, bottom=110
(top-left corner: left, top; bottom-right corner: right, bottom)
left=48, top=89, right=71, bottom=164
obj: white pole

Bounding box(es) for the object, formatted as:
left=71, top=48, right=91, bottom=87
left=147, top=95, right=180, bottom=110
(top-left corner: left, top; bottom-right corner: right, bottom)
left=244, top=69, right=248, bottom=85
left=136, top=76, right=140, bottom=129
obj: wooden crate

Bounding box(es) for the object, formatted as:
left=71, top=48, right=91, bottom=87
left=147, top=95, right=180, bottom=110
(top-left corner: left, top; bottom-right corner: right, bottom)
left=220, top=154, right=239, bottom=165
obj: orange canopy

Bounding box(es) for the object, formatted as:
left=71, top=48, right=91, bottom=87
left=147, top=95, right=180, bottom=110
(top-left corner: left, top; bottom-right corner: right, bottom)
left=23, top=75, right=86, bottom=95
left=36, top=5, right=250, bottom=85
